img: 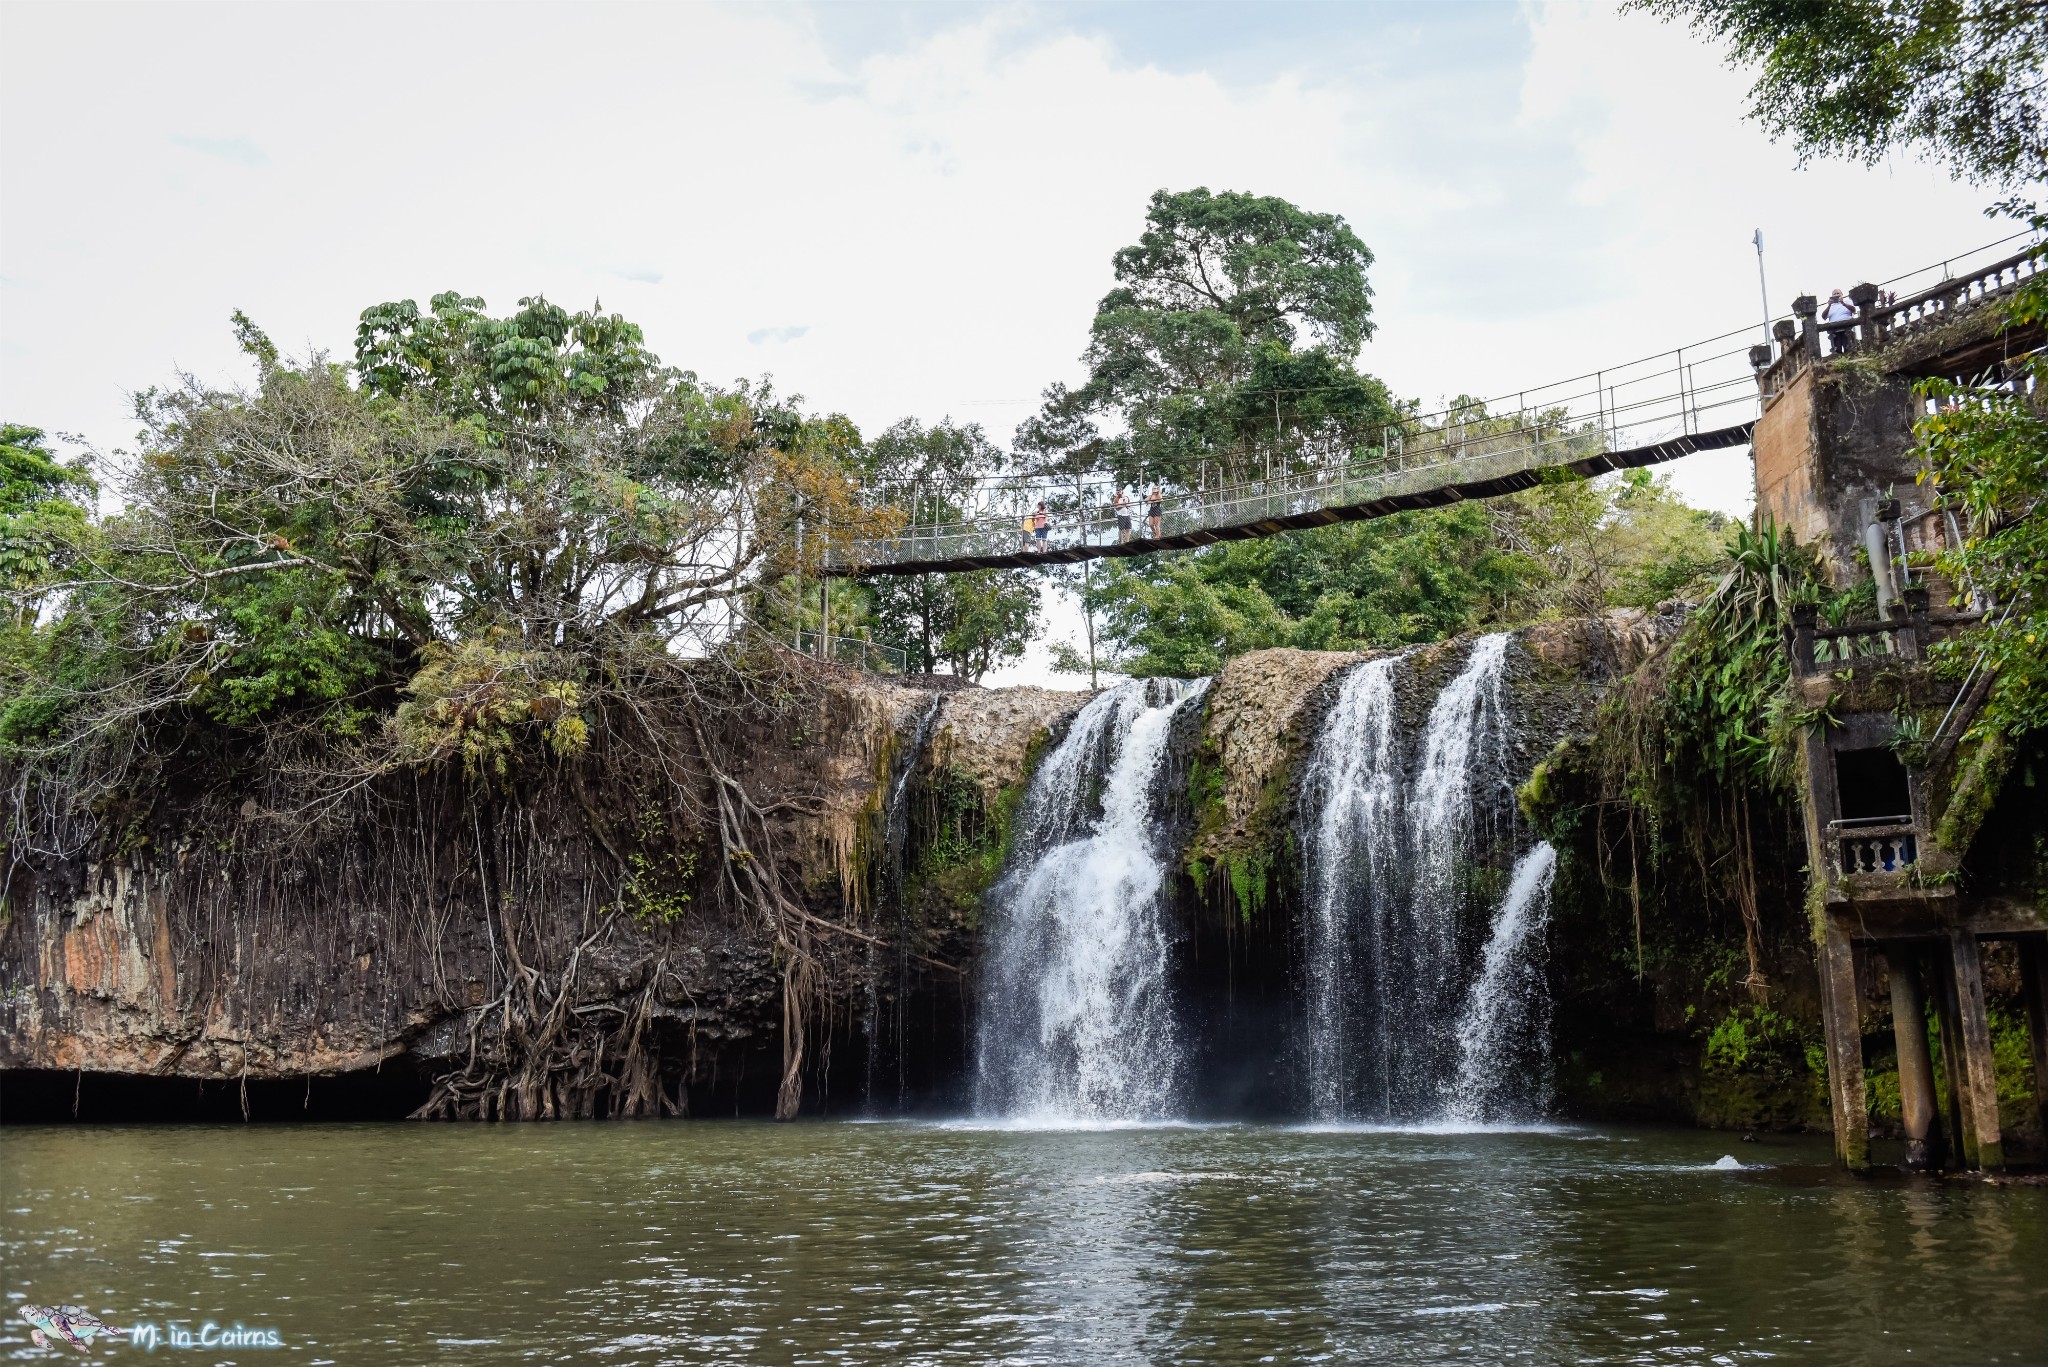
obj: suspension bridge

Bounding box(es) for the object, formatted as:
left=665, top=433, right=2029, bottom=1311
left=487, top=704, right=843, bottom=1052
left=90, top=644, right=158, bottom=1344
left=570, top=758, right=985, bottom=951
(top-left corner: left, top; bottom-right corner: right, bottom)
left=823, top=234, right=2040, bottom=579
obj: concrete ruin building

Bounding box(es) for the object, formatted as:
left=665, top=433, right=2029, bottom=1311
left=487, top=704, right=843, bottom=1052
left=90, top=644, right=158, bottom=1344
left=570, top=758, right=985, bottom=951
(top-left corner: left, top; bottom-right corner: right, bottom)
left=1749, top=249, right=2047, bottom=1171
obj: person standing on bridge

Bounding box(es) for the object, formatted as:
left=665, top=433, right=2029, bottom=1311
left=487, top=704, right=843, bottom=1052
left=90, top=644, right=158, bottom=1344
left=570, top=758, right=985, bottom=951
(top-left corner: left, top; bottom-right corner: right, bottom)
left=1822, top=288, right=1857, bottom=355
left=1033, top=500, right=1050, bottom=550
left=1146, top=486, right=1163, bottom=540
left=1020, top=507, right=1035, bottom=551
left=1113, top=488, right=1132, bottom=543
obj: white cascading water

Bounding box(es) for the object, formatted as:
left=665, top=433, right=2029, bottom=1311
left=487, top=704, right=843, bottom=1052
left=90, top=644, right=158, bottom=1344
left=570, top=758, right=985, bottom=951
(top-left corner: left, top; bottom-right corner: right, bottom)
left=1404, top=631, right=1510, bottom=1106
left=974, top=677, right=1209, bottom=1122
left=1299, top=633, right=1540, bottom=1122
left=1448, top=842, right=1558, bottom=1123
left=1300, top=656, right=1403, bottom=1120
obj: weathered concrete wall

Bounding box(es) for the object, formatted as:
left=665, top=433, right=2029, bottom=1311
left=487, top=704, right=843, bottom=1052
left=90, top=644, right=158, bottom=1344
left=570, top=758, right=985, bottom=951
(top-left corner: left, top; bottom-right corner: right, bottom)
left=1753, top=367, right=1824, bottom=550
left=1752, top=364, right=1920, bottom=582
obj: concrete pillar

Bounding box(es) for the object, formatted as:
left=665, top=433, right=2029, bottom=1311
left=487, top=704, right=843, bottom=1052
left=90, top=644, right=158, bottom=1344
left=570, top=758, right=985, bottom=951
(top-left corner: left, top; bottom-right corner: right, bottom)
left=1818, top=922, right=1871, bottom=1170
left=1948, top=932, right=2005, bottom=1171
left=1865, top=517, right=1898, bottom=620
left=2018, top=935, right=2048, bottom=1146
left=1885, top=945, right=1939, bottom=1170
left=1933, top=952, right=1977, bottom=1167
left=1793, top=294, right=1819, bottom=360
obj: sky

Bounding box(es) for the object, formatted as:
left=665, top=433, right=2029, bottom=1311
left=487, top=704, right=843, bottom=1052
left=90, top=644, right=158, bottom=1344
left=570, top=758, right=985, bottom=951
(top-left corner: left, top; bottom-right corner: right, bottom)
left=0, top=1, right=2013, bottom=687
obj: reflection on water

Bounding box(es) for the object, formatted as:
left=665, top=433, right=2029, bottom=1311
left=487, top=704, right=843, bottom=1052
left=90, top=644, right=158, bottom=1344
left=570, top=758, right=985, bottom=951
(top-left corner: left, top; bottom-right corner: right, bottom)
left=3, top=1122, right=2045, bottom=1364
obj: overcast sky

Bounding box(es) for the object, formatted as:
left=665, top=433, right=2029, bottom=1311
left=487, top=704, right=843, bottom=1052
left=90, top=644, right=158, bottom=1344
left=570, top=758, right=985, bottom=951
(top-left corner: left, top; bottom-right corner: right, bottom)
left=0, top=1, right=2013, bottom=685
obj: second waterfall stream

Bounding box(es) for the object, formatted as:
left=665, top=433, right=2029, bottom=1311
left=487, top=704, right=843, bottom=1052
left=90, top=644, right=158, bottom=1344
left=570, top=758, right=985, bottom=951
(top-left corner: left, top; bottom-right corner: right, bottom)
left=1300, top=632, right=1556, bottom=1125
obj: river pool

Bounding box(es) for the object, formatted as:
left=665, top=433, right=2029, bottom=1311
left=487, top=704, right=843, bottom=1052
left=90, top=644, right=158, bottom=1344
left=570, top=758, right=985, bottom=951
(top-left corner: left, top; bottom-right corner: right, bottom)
left=3, top=1120, right=2044, bottom=1363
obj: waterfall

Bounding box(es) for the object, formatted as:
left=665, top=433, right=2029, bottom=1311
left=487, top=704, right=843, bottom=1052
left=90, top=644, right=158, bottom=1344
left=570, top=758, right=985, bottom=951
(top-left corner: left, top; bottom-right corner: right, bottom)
left=1403, top=630, right=1510, bottom=1106
left=1449, top=842, right=1558, bottom=1123
left=974, top=677, right=1208, bottom=1122
left=1298, top=633, right=1525, bottom=1122
left=1300, top=656, right=1402, bottom=1120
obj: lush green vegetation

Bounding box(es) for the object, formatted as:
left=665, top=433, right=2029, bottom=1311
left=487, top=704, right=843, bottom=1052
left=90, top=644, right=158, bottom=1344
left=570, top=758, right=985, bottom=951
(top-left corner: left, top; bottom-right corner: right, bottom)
left=1073, top=467, right=1728, bottom=677
left=1, top=294, right=895, bottom=809
left=1916, top=264, right=2048, bottom=739
left=1018, top=187, right=1394, bottom=489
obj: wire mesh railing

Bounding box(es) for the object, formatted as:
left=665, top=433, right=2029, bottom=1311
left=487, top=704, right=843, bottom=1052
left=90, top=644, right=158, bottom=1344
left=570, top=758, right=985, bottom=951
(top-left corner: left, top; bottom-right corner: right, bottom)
left=833, top=330, right=1764, bottom=572
left=828, top=231, right=2044, bottom=575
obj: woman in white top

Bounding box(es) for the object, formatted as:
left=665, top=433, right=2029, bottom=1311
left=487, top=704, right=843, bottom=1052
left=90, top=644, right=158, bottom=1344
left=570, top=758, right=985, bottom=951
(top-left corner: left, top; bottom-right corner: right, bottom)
left=1821, top=288, right=1856, bottom=354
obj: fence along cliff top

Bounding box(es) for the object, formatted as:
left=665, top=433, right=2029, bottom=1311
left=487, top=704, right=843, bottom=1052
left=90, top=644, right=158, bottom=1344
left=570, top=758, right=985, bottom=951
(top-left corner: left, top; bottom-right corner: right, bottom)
left=823, top=233, right=2042, bottom=578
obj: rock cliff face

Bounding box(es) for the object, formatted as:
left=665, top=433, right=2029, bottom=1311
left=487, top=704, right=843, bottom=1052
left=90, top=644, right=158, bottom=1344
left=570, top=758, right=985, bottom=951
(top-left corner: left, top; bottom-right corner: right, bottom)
left=0, top=666, right=995, bottom=1120
left=3, top=614, right=1686, bottom=1123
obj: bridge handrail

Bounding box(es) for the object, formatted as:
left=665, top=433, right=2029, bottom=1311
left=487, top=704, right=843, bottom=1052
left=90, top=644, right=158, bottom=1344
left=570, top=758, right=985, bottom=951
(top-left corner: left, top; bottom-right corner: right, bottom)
left=834, top=367, right=1762, bottom=569
left=836, top=232, right=2043, bottom=575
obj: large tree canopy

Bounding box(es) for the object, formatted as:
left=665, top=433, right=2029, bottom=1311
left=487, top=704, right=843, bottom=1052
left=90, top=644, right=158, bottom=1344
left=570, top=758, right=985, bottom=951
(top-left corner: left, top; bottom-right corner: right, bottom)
left=1031, top=187, right=1394, bottom=488
left=1101, top=186, right=1375, bottom=358
left=1630, top=0, right=2048, bottom=187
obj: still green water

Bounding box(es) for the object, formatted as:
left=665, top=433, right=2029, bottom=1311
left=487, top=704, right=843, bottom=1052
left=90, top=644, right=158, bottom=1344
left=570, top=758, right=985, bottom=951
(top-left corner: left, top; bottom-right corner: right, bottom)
left=3, top=1120, right=2043, bottom=1364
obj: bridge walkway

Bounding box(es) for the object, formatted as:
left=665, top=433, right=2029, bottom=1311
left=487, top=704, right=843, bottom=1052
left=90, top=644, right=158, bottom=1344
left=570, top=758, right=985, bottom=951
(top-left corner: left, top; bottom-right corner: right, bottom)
left=824, top=233, right=2039, bottom=580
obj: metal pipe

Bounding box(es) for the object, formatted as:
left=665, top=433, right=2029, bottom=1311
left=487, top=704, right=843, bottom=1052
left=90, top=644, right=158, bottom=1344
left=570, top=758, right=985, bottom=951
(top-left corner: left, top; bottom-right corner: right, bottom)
left=1866, top=518, right=1898, bottom=619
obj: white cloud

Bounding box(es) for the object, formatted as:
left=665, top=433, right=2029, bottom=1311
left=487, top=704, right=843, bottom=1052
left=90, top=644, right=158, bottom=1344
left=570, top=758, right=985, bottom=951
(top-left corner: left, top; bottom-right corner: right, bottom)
left=1, top=1, right=2005, bottom=689
left=168, top=135, right=269, bottom=167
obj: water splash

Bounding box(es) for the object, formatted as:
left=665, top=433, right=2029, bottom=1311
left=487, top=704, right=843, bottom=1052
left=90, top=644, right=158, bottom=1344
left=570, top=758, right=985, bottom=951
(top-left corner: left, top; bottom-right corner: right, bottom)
left=1448, top=841, right=1557, bottom=1123
left=974, top=677, right=1208, bottom=1122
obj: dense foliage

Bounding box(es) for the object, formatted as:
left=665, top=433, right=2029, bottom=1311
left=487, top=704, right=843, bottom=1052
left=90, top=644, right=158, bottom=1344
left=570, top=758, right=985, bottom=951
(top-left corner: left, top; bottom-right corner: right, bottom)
left=1078, top=467, right=1729, bottom=677
left=1018, top=187, right=1399, bottom=487
left=1915, top=263, right=2048, bottom=738
left=1, top=295, right=888, bottom=807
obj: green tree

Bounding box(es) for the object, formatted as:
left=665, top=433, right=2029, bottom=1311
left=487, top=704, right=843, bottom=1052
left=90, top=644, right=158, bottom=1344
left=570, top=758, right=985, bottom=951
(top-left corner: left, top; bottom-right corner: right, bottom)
left=1, top=424, right=94, bottom=610
left=857, top=418, right=1040, bottom=678
left=1916, top=277, right=2048, bottom=737
left=2, top=296, right=886, bottom=776
left=1032, top=187, right=1395, bottom=486
left=1629, top=0, right=2048, bottom=186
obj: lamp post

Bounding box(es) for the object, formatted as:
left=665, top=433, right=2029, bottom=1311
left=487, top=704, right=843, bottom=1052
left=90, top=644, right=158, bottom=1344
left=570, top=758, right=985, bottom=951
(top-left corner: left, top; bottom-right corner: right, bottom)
left=1753, top=229, right=1772, bottom=345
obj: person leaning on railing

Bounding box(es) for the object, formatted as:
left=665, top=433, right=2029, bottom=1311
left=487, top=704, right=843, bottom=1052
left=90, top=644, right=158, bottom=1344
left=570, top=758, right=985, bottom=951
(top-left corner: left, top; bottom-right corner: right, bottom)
left=1822, top=288, right=1856, bottom=354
